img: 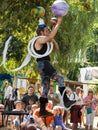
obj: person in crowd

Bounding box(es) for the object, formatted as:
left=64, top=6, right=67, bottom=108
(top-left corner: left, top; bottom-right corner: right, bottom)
left=11, top=87, right=20, bottom=110
left=69, top=86, right=83, bottom=130
left=0, top=104, right=4, bottom=110
left=53, top=105, right=71, bottom=130
left=11, top=88, right=16, bottom=110
left=28, top=97, right=37, bottom=106
left=46, top=100, right=53, bottom=113
left=31, top=104, right=38, bottom=114
left=4, top=100, right=24, bottom=129
left=63, top=110, right=70, bottom=126
left=15, top=88, right=20, bottom=100
left=34, top=16, right=76, bottom=111
left=34, top=115, right=62, bottom=130
left=0, top=104, right=4, bottom=123
left=21, top=105, right=33, bottom=130
left=11, top=100, right=24, bottom=130
left=4, top=81, right=13, bottom=111
left=22, top=86, right=38, bottom=109
left=35, top=82, right=42, bottom=98
left=47, top=85, right=60, bottom=106
left=21, top=104, right=38, bottom=130
left=84, top=89, right=98, bottom=130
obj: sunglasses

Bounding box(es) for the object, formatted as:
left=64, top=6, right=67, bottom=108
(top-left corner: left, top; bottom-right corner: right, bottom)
left=88, top=91, right=93, bottom=93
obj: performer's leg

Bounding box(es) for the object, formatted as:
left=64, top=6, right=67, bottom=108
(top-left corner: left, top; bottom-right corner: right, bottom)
left=37, top=61, right=50, bottom=97
left=36, top=61, right=53, bottom=118
left=41, top=76, right=50, bottom=98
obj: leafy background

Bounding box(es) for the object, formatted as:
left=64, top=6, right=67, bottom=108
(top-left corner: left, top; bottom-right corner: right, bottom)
left=0, top=0, right=98, bottom=82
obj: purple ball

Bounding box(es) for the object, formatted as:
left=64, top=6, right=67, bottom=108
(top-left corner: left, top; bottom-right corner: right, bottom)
left=52, top=0, right=69, bottom=16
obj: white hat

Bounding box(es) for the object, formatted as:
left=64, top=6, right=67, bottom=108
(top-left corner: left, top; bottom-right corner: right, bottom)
left=32, top=104, right=38, bottom=107
left=38, top=18, right=46, bottom=28
left=14, top=100, right=22, bottom=105
left=76, top=86, right=81, bottom=90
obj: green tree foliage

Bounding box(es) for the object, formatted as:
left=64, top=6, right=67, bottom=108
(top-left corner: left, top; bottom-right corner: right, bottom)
left=0, top=0, right=98, bottom=80
left=86, top=23, right=98, bottom=66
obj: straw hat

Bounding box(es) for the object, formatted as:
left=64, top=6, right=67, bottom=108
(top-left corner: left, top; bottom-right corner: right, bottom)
left=14, top=100, right=22, bottom=105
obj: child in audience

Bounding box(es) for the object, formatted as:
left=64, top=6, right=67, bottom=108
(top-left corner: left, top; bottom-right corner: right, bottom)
left=53, top=106, right=71, bottom=130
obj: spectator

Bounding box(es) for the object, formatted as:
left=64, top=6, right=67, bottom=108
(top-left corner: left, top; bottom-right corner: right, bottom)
left=84, top=89, right=98, bottom=130
left=47, top=85, right=60, bottom=106
left=11, top=100, right=24, bottom=130
left=21, top=105, right=33, bottom=130
left=53, top=106, right=71, bottom=130
left=0, top=104, right=4, bottom=110
left=46, top=100, right=53, bottom=113
left=29, top=97, right=36, bottom=106
left=31, top=104, right=38, bottom=114
left=34, top=116, right=65, bottom=130
left=69, top=86, right=83, bottom=130
left=11, top=88, right=20, bottom=110
left=33, top=115, right=56, bottom=130
left=15, top=88, right=20, bottom=100
left=22, top=86, right=38, bottom=109
left=0, top=104, right=4, bottom=123
left=4, top=81, right=13, bottom=111
left=21, top=104, right=38, bottom=130
left=4, top=100, right=24, bottom=129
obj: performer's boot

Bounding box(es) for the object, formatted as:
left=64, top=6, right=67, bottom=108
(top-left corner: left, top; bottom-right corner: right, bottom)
left=39, top=97, right=53, bottom=117
left=59, top=87, right=76, bottom=109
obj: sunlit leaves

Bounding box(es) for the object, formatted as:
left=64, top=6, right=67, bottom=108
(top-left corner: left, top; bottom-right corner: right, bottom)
left=0, top=0, right=98, bottom=78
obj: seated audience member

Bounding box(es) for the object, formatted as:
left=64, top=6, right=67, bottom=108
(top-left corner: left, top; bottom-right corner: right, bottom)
left=32, top=104, right=38, bottom=114
left=28, top=97, right=37, bottom=106
left=46, top=100, right=53, bottom=113
left=53, top=106, right=71, bottom=130
left=0, top=104, right=4, bottom=110
left=21, top=105, right=34, bottom=130
left=21, top=104, right=38, bottom=130
left=11, top=100, right=24, bottom=130
left=34, top=115, right=62, bottom=130
left=0, top=104, right=4, bottom=123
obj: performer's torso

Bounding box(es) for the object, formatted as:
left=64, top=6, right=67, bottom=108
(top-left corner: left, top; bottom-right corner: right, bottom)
left=34, top=43, right=50, bottom=62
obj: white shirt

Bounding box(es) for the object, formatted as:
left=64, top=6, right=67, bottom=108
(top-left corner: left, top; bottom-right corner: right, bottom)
left=4, top=85, right=13, bottom=100
left=17, top=90, right=20, bottom=100
left=69, top=92, right=83, bottom=105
